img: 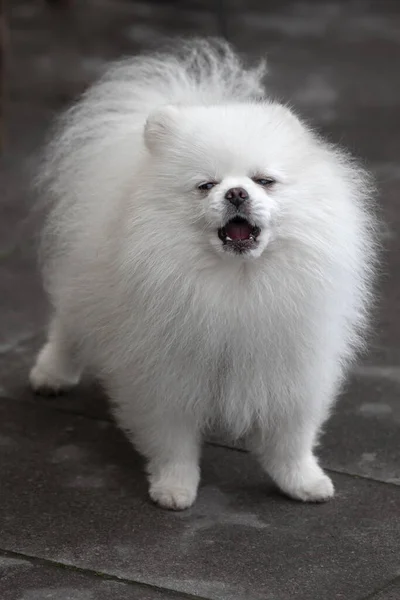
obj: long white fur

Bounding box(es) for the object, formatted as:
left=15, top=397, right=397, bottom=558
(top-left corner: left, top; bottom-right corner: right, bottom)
left=30, top=39, right=377, bottom=509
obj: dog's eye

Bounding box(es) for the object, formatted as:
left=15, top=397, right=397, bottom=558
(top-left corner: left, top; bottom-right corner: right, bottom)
left=254, top=177, right=275, bottom=187
left=198, top=182, right=217, bottom=191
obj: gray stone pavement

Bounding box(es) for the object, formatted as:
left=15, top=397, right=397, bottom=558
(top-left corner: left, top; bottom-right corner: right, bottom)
left=1, top=1, right=399, bottom=599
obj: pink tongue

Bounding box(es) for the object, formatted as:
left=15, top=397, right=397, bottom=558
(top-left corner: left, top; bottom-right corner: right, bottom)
left=225, top=222, right=252, bottom=241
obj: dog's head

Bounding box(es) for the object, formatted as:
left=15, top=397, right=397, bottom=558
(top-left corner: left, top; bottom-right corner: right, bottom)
left=143, top=103, right=319, bottom=260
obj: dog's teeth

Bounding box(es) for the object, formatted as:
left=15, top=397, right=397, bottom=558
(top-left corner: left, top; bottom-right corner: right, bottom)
left=226, top=236, right=232, bottom=241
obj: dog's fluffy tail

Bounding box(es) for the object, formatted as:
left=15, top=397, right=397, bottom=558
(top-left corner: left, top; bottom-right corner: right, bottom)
left=98, top=37, right=266, bottom=106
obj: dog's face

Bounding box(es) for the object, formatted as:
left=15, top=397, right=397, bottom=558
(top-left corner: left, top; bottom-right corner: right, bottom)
left=144, top=103, right=315, bottom=259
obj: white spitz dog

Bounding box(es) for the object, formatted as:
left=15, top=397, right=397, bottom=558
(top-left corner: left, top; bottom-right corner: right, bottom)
left=30, top=39, right=377, bottom=510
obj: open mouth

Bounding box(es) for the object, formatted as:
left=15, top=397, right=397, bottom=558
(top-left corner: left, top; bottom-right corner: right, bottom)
left=218, top=217, right=261, bottom=253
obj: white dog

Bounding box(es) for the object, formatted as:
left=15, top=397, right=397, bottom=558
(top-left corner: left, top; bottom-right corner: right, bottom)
left=30, top=39, right=377, bottom=510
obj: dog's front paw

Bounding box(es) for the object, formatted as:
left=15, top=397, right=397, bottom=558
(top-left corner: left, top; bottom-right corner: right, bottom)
left=148, top=466, right=199, bottom=510
left=274, top=460, right=334, bottom=503
left=287, top=472, right=334, bottom=503
left=149, top=483, right=197, bottom=510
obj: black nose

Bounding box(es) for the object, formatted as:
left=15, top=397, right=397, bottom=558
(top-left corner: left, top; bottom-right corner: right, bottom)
left=224, top=187, right=249, bottom=208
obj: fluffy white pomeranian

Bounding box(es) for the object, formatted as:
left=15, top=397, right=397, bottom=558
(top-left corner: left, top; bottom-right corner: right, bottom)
left=30, top=39, right=377, bottom=510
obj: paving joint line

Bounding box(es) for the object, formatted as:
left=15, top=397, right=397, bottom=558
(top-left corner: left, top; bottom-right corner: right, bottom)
left=207, top=441, right=400, bottom=488
left=0, top=548, right=213, bottom=600
left=358, top=574, right=400, bottom=600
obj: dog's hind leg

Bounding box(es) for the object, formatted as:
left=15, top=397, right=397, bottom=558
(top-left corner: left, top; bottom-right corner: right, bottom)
left=30, top=316, right=83, bottom=395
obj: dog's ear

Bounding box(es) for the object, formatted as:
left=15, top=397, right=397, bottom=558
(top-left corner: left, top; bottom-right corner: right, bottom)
left=144, top=105, right=180, bottom=153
